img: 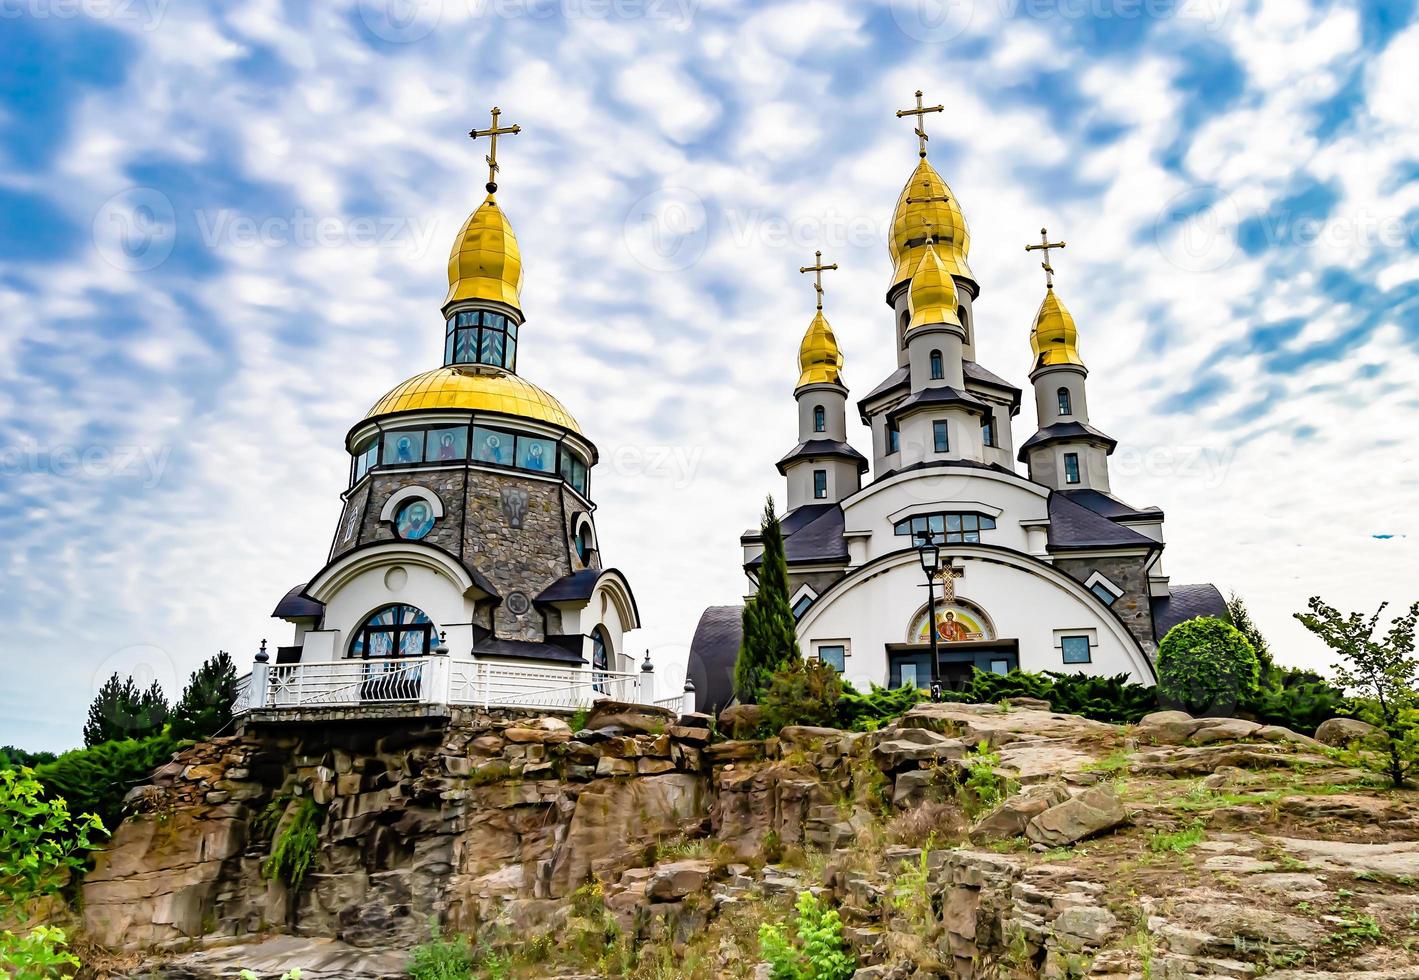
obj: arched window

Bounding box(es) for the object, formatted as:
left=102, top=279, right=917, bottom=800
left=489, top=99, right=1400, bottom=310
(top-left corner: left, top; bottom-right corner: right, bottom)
left=349, top=604, right=435, bottom=659
left=813, top=405, right=826, bottom=432
left=590, top=626, right=612, bottom=693
left=576, top=522, right=595, bottom=565
left=929, top=350, right=944, bottom=380
left=1057, top=387, right=1072, bottom=416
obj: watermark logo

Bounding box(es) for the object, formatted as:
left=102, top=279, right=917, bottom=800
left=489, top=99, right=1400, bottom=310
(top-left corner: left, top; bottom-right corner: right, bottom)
left=607, top=444, right=705, bottom=489
left=92, top=187, right=176, bottom=272
left=0, top=0, right=170, bottom=30
left=193, top=208, right=442, bottom=257
left=889, top=0, right=974, bottom=43
left=357, top=0, right=442, bottom=41
left=1, top=442, right=171, bottom=489
left=622, top=187, right=709, bottom=272
left=1154, top=186, right=1239, bottom=273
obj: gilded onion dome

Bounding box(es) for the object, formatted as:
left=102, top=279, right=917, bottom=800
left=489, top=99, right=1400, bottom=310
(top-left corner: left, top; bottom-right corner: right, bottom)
left=889, top=159, right=973, bottom=293
left=444, top=193, right=523, bottom=310
left=1029, top=287, right=1085, bottom=370
left=907, top=239, right=964, bottom=332
left=366, top=367, right=581, bottom=433
left=797, top=309, right=845, bottom=388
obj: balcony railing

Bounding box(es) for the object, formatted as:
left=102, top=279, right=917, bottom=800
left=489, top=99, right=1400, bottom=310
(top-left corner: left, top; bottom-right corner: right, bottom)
left=234, top=653, right=693, bottom=716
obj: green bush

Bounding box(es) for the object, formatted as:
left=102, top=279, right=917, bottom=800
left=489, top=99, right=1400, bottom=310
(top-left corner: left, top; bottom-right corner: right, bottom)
left=759, top=890, right=856, bottom=980
left=1, top=925, right=81, bottom=979
left=761, top=658, right=843, bottom=733
left=962, top=670, right=1158, bottom=724
left=1242, top=668, right=1350, bottom=733
left=31, top=734, right=181, bottom=833
left=409, top=924, right=474, bottom=980
left=264, top=795, right=323, bottom=893
left=0, top=746, right=57, bottom=770
left=836, top=682, right=925, bottom=731
left=1156, top=617, right=1260, bottom=716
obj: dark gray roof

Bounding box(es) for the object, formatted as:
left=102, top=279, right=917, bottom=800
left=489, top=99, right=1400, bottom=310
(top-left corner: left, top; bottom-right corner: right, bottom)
left=1047, top=493, right=1158, bottom=550
left=860, top=365, right=909, bottom=407
left=272, top=583, right=324, bottom=620
left=962, top=360, right=1020, bottom=394
left=776, top=438, right=869, bottom=475
left=474, top=636, right=585, bottom=664
left=1151, top=584, right=1227, bottom=642
left=686, top=605, right=743, bottom=714
left=536, top=568, right=602, bottom=603
left=1057, top=488, right=1163, bottom=522
left=1018, top=421, right=1117, bottom=462
left=886, top=386, right=990, bottom=426
left=747, top=504, right=850, bottom=566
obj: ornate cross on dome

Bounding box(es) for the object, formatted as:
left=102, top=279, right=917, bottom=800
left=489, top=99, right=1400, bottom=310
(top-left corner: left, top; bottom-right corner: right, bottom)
left=469, top=106, right=522, bottom=194
left=799, top=250, right=839, bottom=311
left=895, top=89, right=945, bottom=158
left=1025, top=227, right=1067, bottom=288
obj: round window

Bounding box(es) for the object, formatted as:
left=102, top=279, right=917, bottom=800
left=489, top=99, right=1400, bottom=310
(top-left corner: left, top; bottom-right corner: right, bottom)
left=394, top=498, right=436, bottom=540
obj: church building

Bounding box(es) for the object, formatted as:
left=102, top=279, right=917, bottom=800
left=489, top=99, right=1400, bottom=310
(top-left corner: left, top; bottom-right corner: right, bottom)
left=688, top=92, right=1225, bottom=712
left=244, top=109, right=645, bottom=714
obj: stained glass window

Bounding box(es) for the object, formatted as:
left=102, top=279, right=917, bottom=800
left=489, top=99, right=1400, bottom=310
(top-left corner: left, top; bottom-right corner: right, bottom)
left=517, top=435, right=555, bottom=472
left=394, top=499, right=435, bottom=540
left=349, top=604, right=434, bottom=659
left=426, top=426, right=467, bottom=462
left=1061, top=636, right=1091, bottom=664
left=472, top=427, right=512, bottom=465
left=383, top=430, right=424, bottom=466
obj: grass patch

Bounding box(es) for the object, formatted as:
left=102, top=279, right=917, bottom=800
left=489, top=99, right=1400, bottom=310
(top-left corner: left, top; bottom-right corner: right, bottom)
left=1147, top=821, right=1206, bottom=854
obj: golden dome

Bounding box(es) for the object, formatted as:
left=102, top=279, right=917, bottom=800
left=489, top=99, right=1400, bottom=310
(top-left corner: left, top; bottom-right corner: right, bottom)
left=1030, top=288, right=1085, bottom=369
left=444, top=193, right=523, bottom=310
left=906, top=239, right=963, bottom=332
left=366, top=367, right=581, bottom=433
left=889, top=159, right=973, bottom=293
left=797, top=309, right=844, bottom=388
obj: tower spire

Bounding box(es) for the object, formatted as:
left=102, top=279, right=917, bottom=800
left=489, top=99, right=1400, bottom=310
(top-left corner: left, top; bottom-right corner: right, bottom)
left=798, top=249, right=839, bottom=312
left=894, top=89, right=944, bottom=159
left=468, top=106, right=522, bottom=194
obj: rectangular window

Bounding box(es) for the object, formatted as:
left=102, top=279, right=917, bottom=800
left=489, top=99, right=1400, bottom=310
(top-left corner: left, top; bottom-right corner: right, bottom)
left=1064, top=452, right=1081, bottom=484
left=572, top=459, right=588, bottom=495
left=989, top=659, right=1010, bottom=675
left=792, top=594, right=814, bottom=619
left=1090, top=582, right=1119, bottom=606
left=982, top=414, right=996, bottom=447
left=899, top=662, right=919, bottom=688
left=425, top=426, right=467, bottom=462
left=353, top=437, right=378, bottom=482
left=479, top=327, right=505, bottom=366
left=813, top=469, right=827, bottom=499
left=455, top=328, right=478, bottom=362
left=472, top=426, right=513, bottom=466
left=516, top=435, right=556, bottom=472
left=382, top=430, right=424, bottom=466
left=1061, top=635, right=1091, bottom=664
left=817, top=645, right=846, bottom=672
left=932, top=420, right=949, bottom=453
left=887, top=422, right=900, bottom=453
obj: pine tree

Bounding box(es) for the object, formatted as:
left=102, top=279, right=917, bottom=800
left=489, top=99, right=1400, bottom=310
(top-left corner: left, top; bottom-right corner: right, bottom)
left=83, top=673, right=137, bottom=747
left=735, top=496, right=801, bottom=703
left=1226, top=592, right=1275, bottom=680
left=170, top=651, right=238, bottom=741
left=133, top=679, right=170, bottom=740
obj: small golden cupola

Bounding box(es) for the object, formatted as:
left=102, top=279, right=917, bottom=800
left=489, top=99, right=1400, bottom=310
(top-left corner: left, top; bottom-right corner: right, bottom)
left=1029, top=287, right=1084, bottom=369
left=796, top=251, right=845, bottom=388
left=906, top=235, right=964, bottom=332
left=443, top=193, right=523, bottom=311
left=889, top=91, right=973, bottom=296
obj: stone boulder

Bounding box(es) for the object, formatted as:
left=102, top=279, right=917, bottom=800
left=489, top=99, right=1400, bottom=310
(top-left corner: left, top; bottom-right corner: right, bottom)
left=899, top=701, right=1112, bottom=746
left=1314, top=716, right=1383, bottom=746
left=871, top=727, right=966, bottom=770
left=1138, top=710, right=1202, bottom=745
left=583, top=701, right=678, bottom=735
left=1025, top=784, right=1126, bottom=847
left=718, top=704, right=763, bottom=739
left=968, top=782, right=1071, bottom=843
left=646, top=859, right=715, bottom=901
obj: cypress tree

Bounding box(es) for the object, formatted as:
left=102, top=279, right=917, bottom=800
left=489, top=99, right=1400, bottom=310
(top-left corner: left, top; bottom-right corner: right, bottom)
left=170, top=651, right=238, bottom=741
left=734, top=496, right=802, bottom=703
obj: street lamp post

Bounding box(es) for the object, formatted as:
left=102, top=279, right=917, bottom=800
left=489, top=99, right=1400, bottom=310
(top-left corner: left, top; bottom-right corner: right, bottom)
left=916, top=536, right=942, bottom=701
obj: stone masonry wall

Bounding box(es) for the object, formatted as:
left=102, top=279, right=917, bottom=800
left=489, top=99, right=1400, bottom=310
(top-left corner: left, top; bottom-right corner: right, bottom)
left=1052, top=554, right=1156, bottom=656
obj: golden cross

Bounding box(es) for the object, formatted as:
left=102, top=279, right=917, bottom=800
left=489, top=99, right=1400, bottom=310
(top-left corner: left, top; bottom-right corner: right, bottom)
left=798, top=250, right=839, bottom=311
left=1024, top=227, right=1067, bottom=288
left=895, top=89, right=944, bottom=159
left=937, top=562, right=961, bottom=602
left=468, top=106, right=522, bottom=193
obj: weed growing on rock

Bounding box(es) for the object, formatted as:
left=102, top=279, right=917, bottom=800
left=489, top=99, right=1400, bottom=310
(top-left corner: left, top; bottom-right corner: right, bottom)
left=262, top=795, right=323, bottom=893
left=1147, top=821, right=1206, bottom=853
left=957, top=742, right=1016, bottom=817
left=759, top=890, right=856, bottom=980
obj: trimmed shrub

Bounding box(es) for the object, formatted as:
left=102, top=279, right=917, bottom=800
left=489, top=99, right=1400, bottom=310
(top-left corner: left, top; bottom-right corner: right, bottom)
left=761, top=658, right=843, bottom=733
left=32, top=734, right=182, bottom=832
left=1242, top=667, right=1350, bottom=733
left=1156, top=616, right=1260, bottom=716
left=836, top=682, right=925, bottom=731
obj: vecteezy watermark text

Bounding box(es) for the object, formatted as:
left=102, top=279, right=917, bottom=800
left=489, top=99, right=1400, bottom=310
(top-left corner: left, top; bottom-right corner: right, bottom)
left=1, top=443, right=171, bottom=489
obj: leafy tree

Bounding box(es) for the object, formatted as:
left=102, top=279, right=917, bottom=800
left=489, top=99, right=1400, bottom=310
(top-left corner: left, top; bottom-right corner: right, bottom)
left=761, top=658, right=843, bottom=733
left=83, top=674, right=168, bottom=746
left=170, top=651, right=238, bottom=741
left=0, top=768, right=106, bottom=980
left=759, top=890, right=856, bottom=980
left=1226, top=591, right=1275, bottom=679
left=735, top=496, right=800, bottom=703
left=1156, top=617, right=1260, bottom=716
left=1296, top=597, right=1419, bottom=787
left=0, top=746, right=58, bottom=770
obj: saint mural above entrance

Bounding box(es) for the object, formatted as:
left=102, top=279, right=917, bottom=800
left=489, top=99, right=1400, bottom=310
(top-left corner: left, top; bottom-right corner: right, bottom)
left=266, top=108, right=641, bottom=697
left=687, top=90, right=1227, bottom=712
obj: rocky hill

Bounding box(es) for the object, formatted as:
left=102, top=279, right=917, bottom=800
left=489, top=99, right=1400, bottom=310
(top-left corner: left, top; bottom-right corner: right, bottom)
left=83, top=700, right=1419, bottom=979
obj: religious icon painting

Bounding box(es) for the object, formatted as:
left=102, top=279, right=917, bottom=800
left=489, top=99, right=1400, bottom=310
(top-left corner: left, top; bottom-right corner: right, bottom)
left=472, top=427, right=506, bottom=465
left=517, top=436, right=554, bottom=471
left=394, top=498, right=436, bottom=540
left=909, top=601, right=995, bottom=644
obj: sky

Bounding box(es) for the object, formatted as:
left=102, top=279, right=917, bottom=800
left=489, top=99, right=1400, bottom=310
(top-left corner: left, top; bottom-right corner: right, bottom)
left=2, top=0, right=1417, bottom=752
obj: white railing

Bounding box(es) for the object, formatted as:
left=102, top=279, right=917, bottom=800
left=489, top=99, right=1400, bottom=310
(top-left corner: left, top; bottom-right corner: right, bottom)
left=233, top=655, right=678, bottom=714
